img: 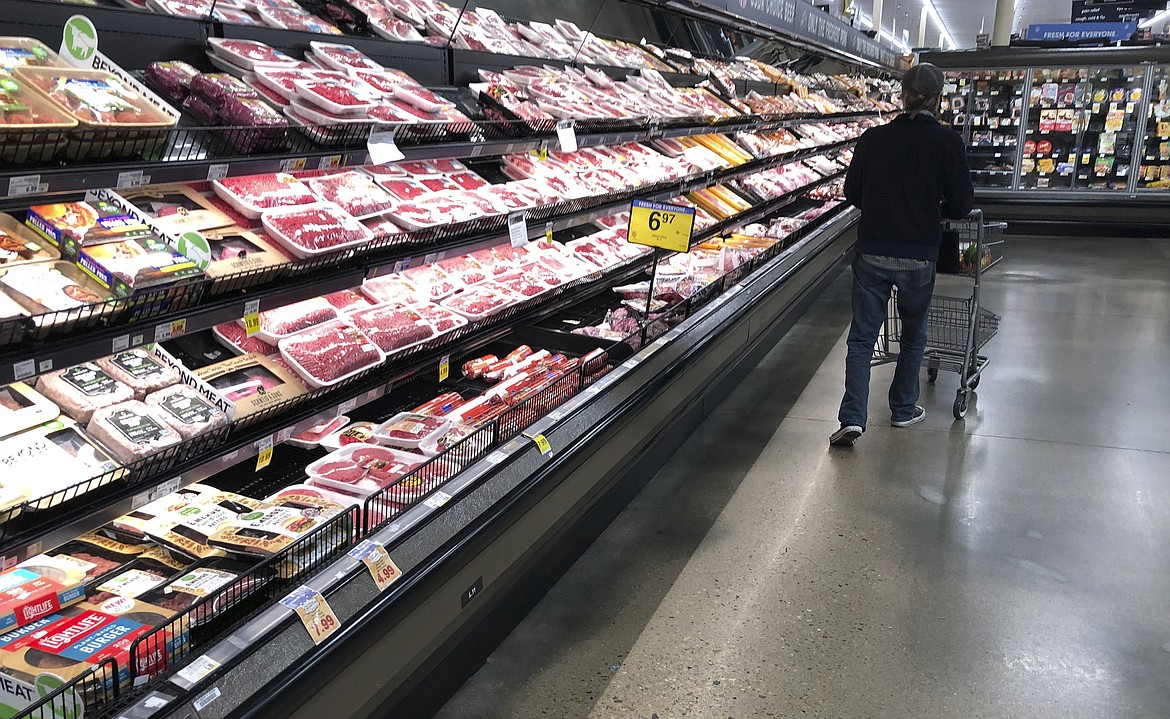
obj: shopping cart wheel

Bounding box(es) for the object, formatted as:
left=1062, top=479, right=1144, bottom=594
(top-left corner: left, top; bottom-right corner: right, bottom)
left=927, top=366, right=939, bottom=382
left=953, top=390, right=969, bottom=420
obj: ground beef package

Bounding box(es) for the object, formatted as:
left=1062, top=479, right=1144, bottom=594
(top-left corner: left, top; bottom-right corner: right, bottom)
left=86, top=401, right=184, bottom=464
left=36, top=363, right=135, bottom=423
left=96, top=349, right=180, bottom=400
left=144, top=385, right=230, bottom=440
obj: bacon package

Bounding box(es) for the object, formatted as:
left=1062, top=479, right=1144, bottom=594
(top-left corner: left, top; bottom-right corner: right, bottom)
left=278, top=320, right=385, bottom=388
left=262, top=202, right=374, bottom=258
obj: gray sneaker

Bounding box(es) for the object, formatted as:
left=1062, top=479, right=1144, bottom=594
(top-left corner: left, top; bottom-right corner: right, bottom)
left=891, top=406, right=926, bottom=427
left=829, top=425, right=864, bottom=447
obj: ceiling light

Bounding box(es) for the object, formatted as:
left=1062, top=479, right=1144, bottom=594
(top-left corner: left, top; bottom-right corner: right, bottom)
left=1140, top=6, right=1170, bottom=28
left=857, top=12, right=909, bottom=51
left=921, top=0, right=958, bottom=48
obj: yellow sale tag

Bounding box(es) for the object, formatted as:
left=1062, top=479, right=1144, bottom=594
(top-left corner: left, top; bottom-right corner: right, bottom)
left=626, top=199, right=696, bottom=253
left=532, top=433, right=551, bottom=455
left=439, top=354, right=450, bottom=382
left=349, top=540, right=401, bottom=592
left=243, top=313, right=261, bottom=337
left=256, top=435, right=273, bottom=471
left=279, top=586, right=340, bottom=645
left=170, top=319, right=187, bottom=337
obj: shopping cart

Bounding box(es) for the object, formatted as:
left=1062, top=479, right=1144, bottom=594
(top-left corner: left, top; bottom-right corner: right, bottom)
left=872, top=209, right=1004, bottom=419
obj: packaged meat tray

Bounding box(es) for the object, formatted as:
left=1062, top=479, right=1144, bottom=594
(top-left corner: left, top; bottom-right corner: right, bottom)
left=76, top=235, right=203, bottom=298
left=26, top=200, right=153, bottom=256
left=207, top=38, right=300, bottom=70
left=0, top=382, right=59, bottom=440
left=278, top=320, right=385, bottom=388
left=286, top=415, right=349, bottom=449
left=135, top=556, right=254, bottom=615
left=439, top=284, right=516, bottom=320
left=360, top=274, right=422, bottom=305
left=417, top=420, right=477, bottom=458
left=375, top=177, right=428, bottom=202
left=0, top=556, right=86, bottom=635
left=16, top=67, right=176, bottom=129
left=305, top=444, right=427, bottom=497
left=0, top=213, right=57, bottom=269
left=1, top=261, right=105, bottom=314
left=0, top=73, right=77, bottom=164
left=144, top=385, right=230, bottom=440
left=194, top=352, right=307, bottom=419
left=36, top=363, right=135, bottom=424
left=262, top=201, right=375, bottom=258
left=372, top=411, right=450, bottom=450
left=213, top=320, right=277, bottom=356
left=363, top=214, right=405, bottom=239
left=254, top=66, right=320, bottom=102
left=448, top=171, right=489, bottom=190
left=0, top=417, right=122, bottom=510
left=207, top=504, right=341, bottom=558
left=86, top=400, right=183, bottom=463
left=201, top=226, right=290, bottom=281
left=0, top=37, right=63, bottom=73
left=293, top=75, right=380, bottom=115
left=323, top=289, right=370, bottom=312
left=258, top=6, right=343, bottom=34
left=212, top=173, right=318, bottom=220
left=347, top=303, right=434, bottom=355
left=400, top=264, right=456, bottom=301
left=410, top=303, right=468, bottom=334
left=95, top=349, right=180, bottom=400
left=371, top=17, right=426, bottom=42
left=435, top=255, right=487, bottom=285
left=119, top=185, right=232, bottom=235
left=47, top=532, right=146, bottom=584
left=319, top=419, right=378, bottom=451
left=307, top=171, right=397, bottom=219
left=308, top=42, right=383, bottom=72
left=494, top=270, right=552, bottom=298
left=106, top=483, right=220, bottom=542
left=144, top=60, right=200, bottom=103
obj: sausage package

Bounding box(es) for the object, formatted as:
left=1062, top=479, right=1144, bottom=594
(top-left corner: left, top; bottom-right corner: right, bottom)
left=107, top=484, right=220, bottom=542
left=86, top=400, right=184, bottom=464
left=207, top=502, right=344, bottom=558
left=46, top=532, right=146, bottom=585
left=36, top=363, right=135, bottom=423
left=96, top=349, right=180, bottom=400
left=143, top=492, right=269, bottom=559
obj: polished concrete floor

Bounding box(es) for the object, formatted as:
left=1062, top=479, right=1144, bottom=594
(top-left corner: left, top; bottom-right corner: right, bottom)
left=433, top=236, right=1170, bottom=719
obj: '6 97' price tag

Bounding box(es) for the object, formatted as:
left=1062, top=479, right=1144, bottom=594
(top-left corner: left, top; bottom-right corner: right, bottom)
left=279, top=586, right=340, bottom=645
left=349, top=539, right=402, bottom=592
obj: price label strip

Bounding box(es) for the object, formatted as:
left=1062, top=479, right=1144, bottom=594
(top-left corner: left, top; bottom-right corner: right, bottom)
left=279, top=586, right=340, bottom=645
left=556, top=119, right=577, bottom=152
left=349, top=539, right=402, bottom=592
left=625, top=199, right=696, bottom=253
left=523, top=432, right=552, bottom=456
left=256, top=435, right=273, bottom=471
left=368, top=128, right=405, bottom=164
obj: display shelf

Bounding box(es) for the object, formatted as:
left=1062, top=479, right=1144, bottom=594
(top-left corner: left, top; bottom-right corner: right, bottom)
left=0, top=135, right=858, bottom=385
left=1138, top=66, right=1170, bottom=189
left=941, top=68, right=1026, bottom=189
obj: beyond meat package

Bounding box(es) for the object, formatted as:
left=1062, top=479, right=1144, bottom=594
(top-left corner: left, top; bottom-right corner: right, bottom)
left=119, top=184, right=232, bottom=234
left=194, top=353, right=306, bottom=420
left=0, top=418, right=121, bottom=510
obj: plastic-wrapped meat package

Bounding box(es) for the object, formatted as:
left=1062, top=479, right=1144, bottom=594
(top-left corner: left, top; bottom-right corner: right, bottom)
left=213, top=173, right=317, bottom=219
left=213, top=321, right=277, bottom=355
left=410, top=303, right=468, bottom=334
left=86, top=400, right=183, bottom=464
left=95, top=349, right=180, bottom=400
left=323, top=289, right=370, bottom=312
left=383, top=0, right=425, bottom=26
left=469, top=247, right=518, bottom=276
left=310, top=42, right=382, bottom=72
left=567, top=237, right=622, bottom=268
left=361, top=274, right=422, bottom=304
left=367, top=100, right=435, bottom=124
left=183, top=93, right=219, bottom=125
left=418, top=175, right=460, bottom=193
left=390, top=84, right=449, bottom=112
left=260, top=7, right=343, bottom=34
left=208, top=38, right=301, bottom=69
left=241, top=297, right=338, bottom=341
left=476, top=185, right=531, bottom=212
left=190, top=73, right=259, bottom=110
left=262, top=202, right=374, bottom=257
left=494, top=271, right=551, bottom=298
left=350, top=69, right=409, bottom=96
left=439, top=284, right=516, bottom=319
left=255, top=68, right=320, bottom=102
left=219, top=98, right=289, bottom=152
left=145, top=61, right=200, bottom=103
left=401, top=264, right=456, bottom=300
left=372, top=412, right=450, bottom=449
left=376, top=177, right=428, bottom=202
left=37, top=364, right=136, bottom=424
left=144, top=385, right=230, bottom=440
left=521, top=262, right=566, bottom=288
left=436, top=256, right=487, bottom=285
left=347, top=304, right=434, bottom=354
left=307, top=171, right=397, bottom=218
left=447, top=172, right=488, bottom=191
left=279, top=320, right=385, bottom=388
left=306, top=444, right=426, bottom=497
left=373, top=17, right=426, bottom=42
left=362, top=215, right=405, bottom=239
left=294, top=75, right=380, bottom=115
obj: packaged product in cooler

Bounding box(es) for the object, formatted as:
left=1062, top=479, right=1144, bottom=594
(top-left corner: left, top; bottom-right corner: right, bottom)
left=439, top=283, right=516, bottom=319
left=213, top=321, right=277, bottom=356
left=218, top=97, right=289, bottom=151
left=376, top=177, right=428, bottom=201
left=360, top=274, right=422, bottom=304
left=95, top=349, right=180, bottom=400
left=207, top=37, right=301, bottom=70
left=182, top=92, right=219, bottom=124
left=119, top=185, right=231, bottom=235
left=86, top=400, right=183, bottom=463
left=254, top=66, right=320, bottom=102
left=134, top=556, right=253, bottom=615
left=319, top=419, right=378, bottom=450
left=26, top=200, right=153, bottom=254
left=0, top=418, right=121, bottom=508
left=0, top=37, right=63, bottom=73
left=371, top=411, right=449, bottom=450
left=262, top=201, right=375, bottom=258
left=410, top=303, right=467, bottom=334
left=107, top=483, right=220, bottom=542
left=76, top=235, right=203, bottom=298
left=0, top=556, right=86, bottom=634
left=201, top=227, right=289, bottom=281
left=436, top=255, right=487, bottom=285
left=144, top=385, right=230, bottom=440
left=144, top=500, right=246, bottom=559
left=305, top=444, right=427, bottom=497
left=278, top=320, right=385, bottom=388
left=36, top=364, right=135, bottom=424
left=144, top=60, right=200, bottom=103
left=16, top=67, right=176, bottom=128
left=286, top=415, right=349, bottom=449
left=207, top=504, right=338, bottom=557
left=412, top=391, right=465, bottom=416
left=323, top=289, right=370, bottom=312
left=494, top=270, right=552, bottom=298
left=212, top=173, right=318, bottom=219
left=418, top=175, right=460, bottom=193
left=259, top=6, right=343, bottom=34
left=0, top=214, right=56, bottom=268
left=293, top=74, right=381, bottom=115
left=448, top=171, right=489, bottom=190
left=240, top=297, right=339, bottom=342
left=307, top=171, right=398, bottom=218
left=309, top=42, right=383, bottom=72
left=362, top=214, right=404, bottom=238
left=0, top=382, right=59, bottom=440
left=47, top=532, right=145, bottom=584
left=347, top=303, right=434, bottom=354
left=246, top=74, right=290, bottom=107
left=194, top=352, right=307, bottom=419
left=418, top=420, right=477, bottom=457
left=401, top=264, right=456, bottom=300
left=371, top=17, right=426, bottom=42
left=2, top=261, right=111, bottom=313
left=189, top=72, right=258, bottom=110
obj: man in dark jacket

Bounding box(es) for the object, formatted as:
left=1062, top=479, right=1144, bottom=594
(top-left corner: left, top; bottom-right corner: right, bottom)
left=830, top=63, right=974, bottom=447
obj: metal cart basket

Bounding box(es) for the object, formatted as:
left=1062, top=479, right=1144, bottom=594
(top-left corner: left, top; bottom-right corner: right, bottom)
left=872, top=209, right=1003, bottom=419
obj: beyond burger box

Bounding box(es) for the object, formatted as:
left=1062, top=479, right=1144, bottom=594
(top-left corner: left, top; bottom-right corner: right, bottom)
left=201, top=226, right=289, bottom=282
left=0, top=556, right=86, bottom=635
left=118, top=184, right=232, bottom=235
left=194, top=353, right=306, bottom=420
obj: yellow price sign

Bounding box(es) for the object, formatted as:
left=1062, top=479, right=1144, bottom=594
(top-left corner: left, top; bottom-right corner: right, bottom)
left=243, top=313, right=261, bottom=337
left=256, top=435, right=273, bottom=471
left=626, top=199, right=696, bottom=253
left=439, top=354, right=450, bottom=382
left=349, top=540, right=402, bottom=592
left=525, top=433, right=551, bottom=456
left=279, top=586, right=340, bottom=645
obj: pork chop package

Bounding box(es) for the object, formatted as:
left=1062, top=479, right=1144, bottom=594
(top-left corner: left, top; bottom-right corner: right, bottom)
left=36, top=363, right=135, bottom=423
left=86, top=401, right=184, bottom=464
left=96, top=349, right=180, bottom=400
left=144, top=385, right=230, bottom=440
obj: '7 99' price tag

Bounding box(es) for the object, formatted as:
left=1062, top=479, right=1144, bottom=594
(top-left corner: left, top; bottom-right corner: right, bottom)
left=349, top=539, right=402, bottom=592
left=279, top=586, right=340, bottom=645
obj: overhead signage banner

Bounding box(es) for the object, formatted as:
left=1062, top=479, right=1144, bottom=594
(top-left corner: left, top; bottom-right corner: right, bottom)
left=1072, top=0, right=1164, bottom=23
left=1025, top=21, right=1138, bottom=40
left=693, top=0, right=900, bottom=68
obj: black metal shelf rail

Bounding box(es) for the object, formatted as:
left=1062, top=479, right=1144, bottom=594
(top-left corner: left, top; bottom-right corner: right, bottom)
left=12, top=192, right=853, bottom=719
left=0, top=134, right=861, bottom=385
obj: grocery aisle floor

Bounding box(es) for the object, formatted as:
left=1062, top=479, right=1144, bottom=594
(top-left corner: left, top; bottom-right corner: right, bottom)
left=432, top=236, right=1170, bottom=719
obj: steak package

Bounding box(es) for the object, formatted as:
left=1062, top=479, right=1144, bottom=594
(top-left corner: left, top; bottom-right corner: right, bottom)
left=36, top=364, right=134, bottom=423
left=96, top=349, right=180, bottom=400
left=371, top=412, right=450, bottom=450
left=86, top=400, right=184, bottom=464
left=305, top=444, right=427, bottom=497
left=144, top=385, right=230, bottom=440
left=194, top=353, right=307, bottom=419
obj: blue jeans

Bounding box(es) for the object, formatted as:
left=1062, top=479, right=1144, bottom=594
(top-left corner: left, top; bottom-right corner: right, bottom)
left=838, top=255, right=936, bottom=428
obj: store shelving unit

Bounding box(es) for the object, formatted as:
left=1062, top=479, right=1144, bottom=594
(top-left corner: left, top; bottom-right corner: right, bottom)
left=1138, top=65, right=1170, bottom=190
left=942, top=69, right=1025, bottom=188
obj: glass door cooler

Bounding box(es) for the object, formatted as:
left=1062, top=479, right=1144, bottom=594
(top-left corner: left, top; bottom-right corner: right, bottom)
left=941, top=69, right=1025, bottom=188
left=1139, top=66, right=1170, bottom=190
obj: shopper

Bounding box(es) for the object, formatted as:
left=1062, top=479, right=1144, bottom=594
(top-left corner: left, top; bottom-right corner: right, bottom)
left=829, top=63, right=974, bottom=448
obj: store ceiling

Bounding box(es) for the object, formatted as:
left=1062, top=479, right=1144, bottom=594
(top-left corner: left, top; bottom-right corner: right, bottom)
left=864, top=0, right=1072, bottom=50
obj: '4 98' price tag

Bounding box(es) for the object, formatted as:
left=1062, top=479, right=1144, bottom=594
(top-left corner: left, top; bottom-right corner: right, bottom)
left=279, top=586, right=340, bottom=645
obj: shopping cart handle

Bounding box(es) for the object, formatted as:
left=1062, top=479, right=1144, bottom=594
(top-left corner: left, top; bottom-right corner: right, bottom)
left=966, top=208, right=984, bottom=223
